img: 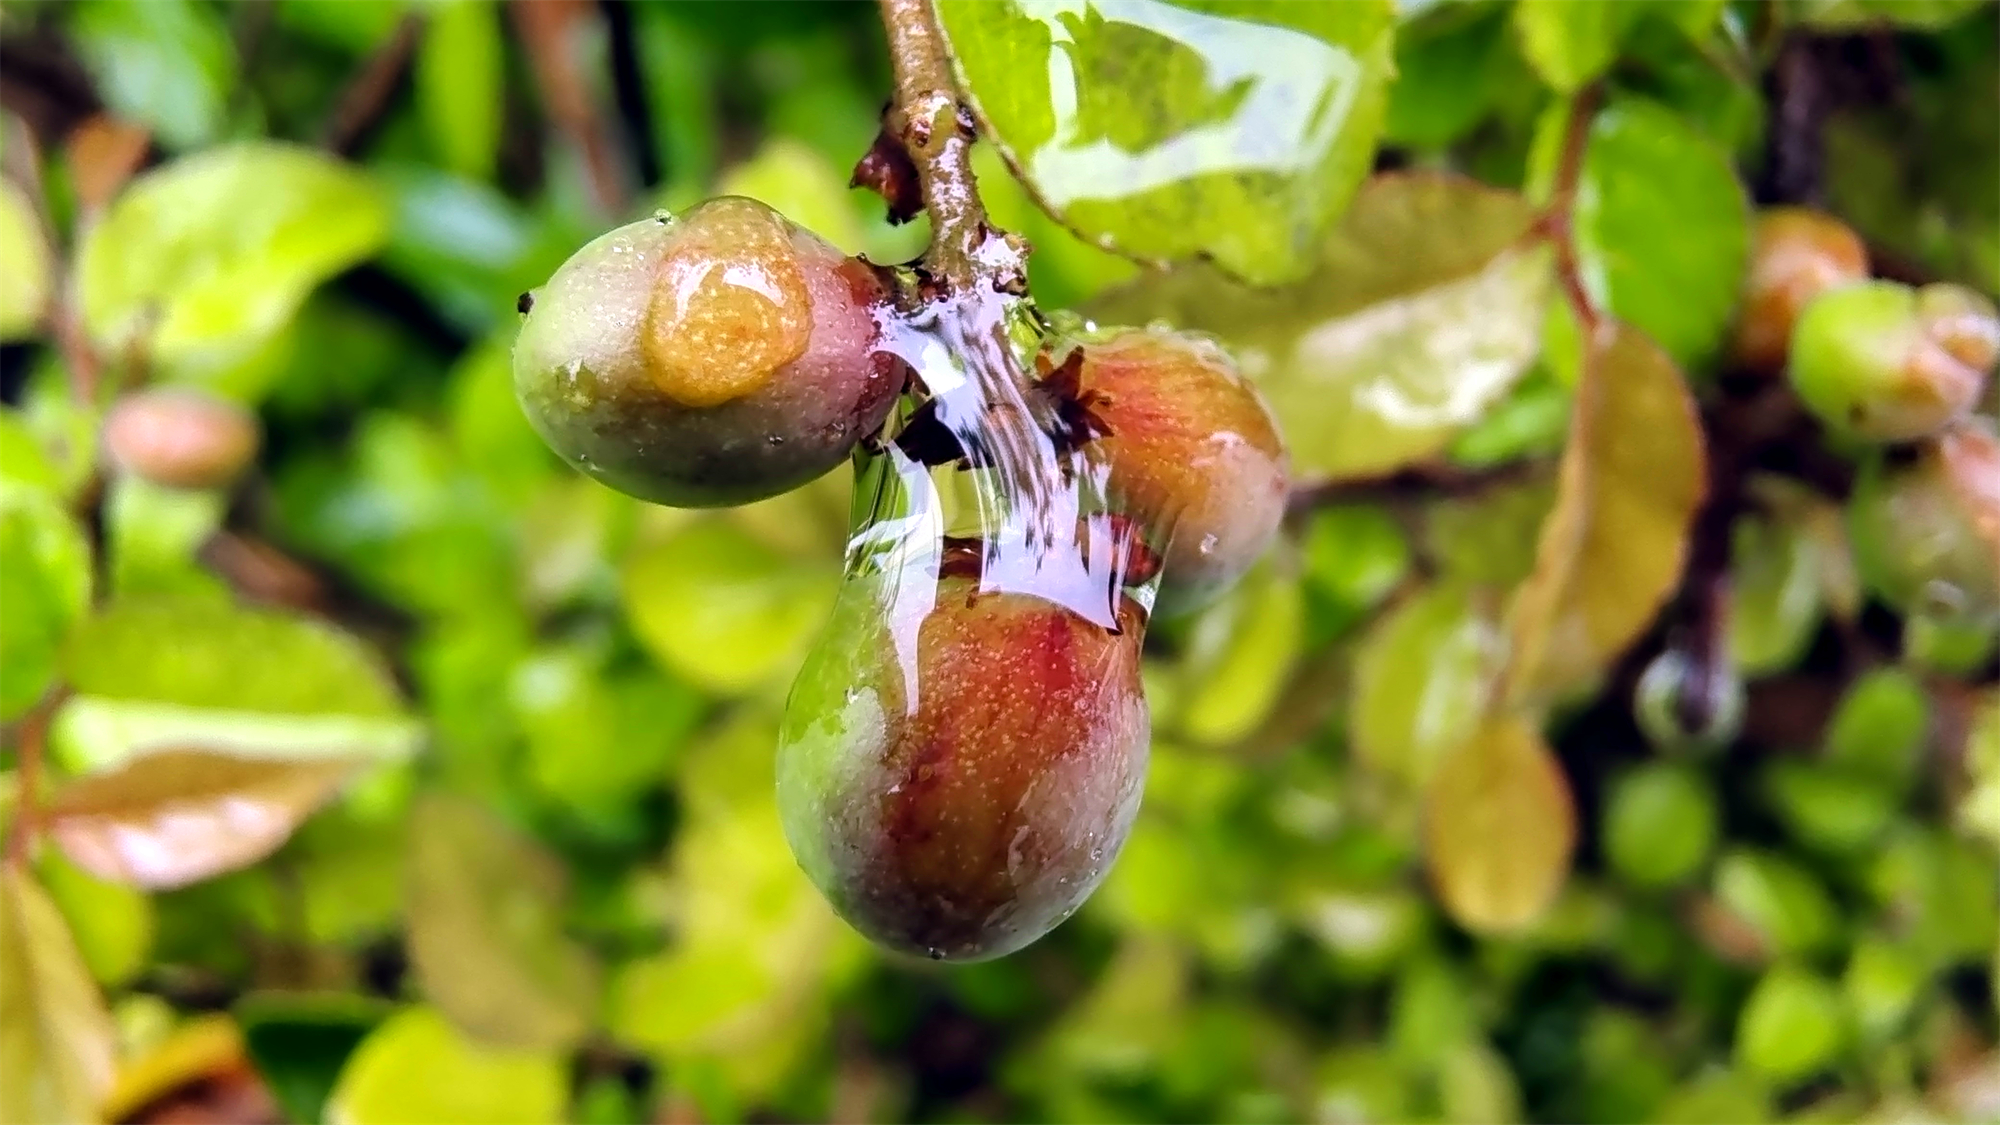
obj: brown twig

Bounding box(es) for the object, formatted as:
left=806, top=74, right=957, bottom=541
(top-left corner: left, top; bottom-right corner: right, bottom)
left=1285, top=461, right=1536, bottom=519
left=1760, top=36, right=1826, bottom=206
left=512, top=0, right=631, bottom=218
left=3, top=691, right=64, bottom=867
left=2, top=120, right=105, bottom=404
left=1541, top=84, right=1605, bottom=335
left=877, top=0, right=1023, bottom=293
left=321, top=14, right=422, bottom=157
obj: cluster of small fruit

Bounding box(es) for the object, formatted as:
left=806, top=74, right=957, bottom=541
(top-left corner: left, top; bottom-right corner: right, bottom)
left=512, top=197, right=1289, bottom=960
left=1732, top=208, right=2000, bottom=652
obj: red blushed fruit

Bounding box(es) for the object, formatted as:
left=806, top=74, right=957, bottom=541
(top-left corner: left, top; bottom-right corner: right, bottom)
left=777, top=573, right=1150, bottom=961
left=513, top=198, right=899, bottom=508
left=102, top=388, right=260, bottom=490
left=1730, top=208, right=1869, bottom=375
left=1069, top=329, right=1288, bottom=613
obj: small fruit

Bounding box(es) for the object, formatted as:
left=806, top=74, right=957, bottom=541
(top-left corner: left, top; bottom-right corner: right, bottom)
left=1789, top=280, right=1996, bottom=442
left=1847, top=442, right=2000, bottom=629
left=777, top=571, right=1149, bottom=960
left=1730, top=208, right=1868, bottom=374
left=513, top=198, right=898, bottom=507
left=101, top=388, right=260, bottom=489
left=1064, top=328, right=1288, bottom=613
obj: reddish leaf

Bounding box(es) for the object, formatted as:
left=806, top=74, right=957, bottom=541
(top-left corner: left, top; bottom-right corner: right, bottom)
left=1423, top=715, right=1577, bottom=933
left=45, top=749, right=361, bottom=889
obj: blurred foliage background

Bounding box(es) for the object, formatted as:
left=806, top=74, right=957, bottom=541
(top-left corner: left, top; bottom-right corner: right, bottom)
left=0, top=1, right=1997, bottom=1123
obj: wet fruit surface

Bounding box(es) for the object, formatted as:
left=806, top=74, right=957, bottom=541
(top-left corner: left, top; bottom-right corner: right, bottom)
left=777, top=572, right=1150, bottom=961
left=512, top=198, right=898, bottom=507
left=1066, top=328, right=1289, bottom=613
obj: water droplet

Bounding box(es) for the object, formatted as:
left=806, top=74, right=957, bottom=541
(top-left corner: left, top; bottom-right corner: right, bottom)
left=927, top=947, right=944, bottom=961
left=766, top=434, right=785, bottom=447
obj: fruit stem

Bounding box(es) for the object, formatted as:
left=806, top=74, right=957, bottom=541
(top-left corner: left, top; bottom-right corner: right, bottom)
left=877, top=0, right=1022, bottom=293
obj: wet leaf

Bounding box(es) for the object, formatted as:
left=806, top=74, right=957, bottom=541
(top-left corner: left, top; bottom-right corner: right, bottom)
left=938, top=0, right=1396, bottom=285
left=76, top=143, right=391, bottom=395
left=405, top=794, right=600, bottom=1051
left=416, top=0, right=503, bottom=181
left=1504, top=322, right=1705, bottom=705
left=1423, top=714, right=1577, bottom=932
left=1531, top=97, right=1751, bottom=367
left=1091, top=172, right=1553, bottom=481
left=621, top=517, right=838, bottom=697
left=1512, top=0, right=1644, bottom=93
left=0, top=866, right=118, bottom=1125
left=1350, top=584, right=1504, bottom=788
left=0, top=178, right=50, bottom=341
left=54, top=596, right=418, bottom=773
left=0, top=486, right=93, bottom=721
left=44, top=748, right=362, bottom=889
left=325, top=1006, right=567, bottom=1125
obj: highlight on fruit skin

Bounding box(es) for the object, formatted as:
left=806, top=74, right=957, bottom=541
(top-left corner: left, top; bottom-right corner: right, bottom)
left=1061, top=327, right=1289, bottom=614
left=1847, top=435, right=2000, bottom=631
left=512, top=197, right=899, bottom=508
left=1788, top=280, right=1996, bottom=444
left=101, top=387, right=261, bottom=490
left=1729, top=207, right=1869, bottom=375
left=776, top=571, right=1150, bottom=962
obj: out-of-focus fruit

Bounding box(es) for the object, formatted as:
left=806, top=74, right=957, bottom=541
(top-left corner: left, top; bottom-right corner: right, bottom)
left=1848, top=445, right=2000, bottom=630
left=513, top=198, right=898, bottom=508
left=1789, top=280, right=1995, bottom=443
left=101, top=388, right=260, bottom=489
left=1603, top=762, right=1718, bottom=889
left=1064, top=328, right=1288, bottom=614
left=1730, top=208, right=1868, bottom=374
left=776, top=571, right=1150, bottom=961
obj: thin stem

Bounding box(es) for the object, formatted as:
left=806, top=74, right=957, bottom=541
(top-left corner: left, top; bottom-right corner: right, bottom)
left=4, top=691, right=61, bottom=868
left=877, top=0, right=1019, bottom=292
left=1542, top=84, right=1604, bottom=335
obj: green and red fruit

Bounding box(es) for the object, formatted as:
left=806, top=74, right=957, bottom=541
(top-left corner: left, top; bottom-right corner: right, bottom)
left=1730, top=208, right=1869, bottom=375
left=1065, top=328, right=1288, bottom=613
left=1789, top=280, right=1995, bottom=443
left=777, top=572, right=1150, bottom=961
left=101, top=387, right=260, bottom=490
left=1848, top=429, right=2000, bottom=629
left=513, top=197, right=899, bottom=507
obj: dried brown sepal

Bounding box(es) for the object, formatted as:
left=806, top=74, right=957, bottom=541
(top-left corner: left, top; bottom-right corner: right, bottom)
left=1034, top=345, right=1116, bottom=455
left=851, top=115, right=925, bottom=226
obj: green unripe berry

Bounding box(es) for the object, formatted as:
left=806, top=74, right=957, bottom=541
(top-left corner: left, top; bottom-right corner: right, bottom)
left=1603, top=762, right=1718, bottom=889
left=513, top=198, right=898, bottom=508
left=1789, top=280, right=1994, bottom=443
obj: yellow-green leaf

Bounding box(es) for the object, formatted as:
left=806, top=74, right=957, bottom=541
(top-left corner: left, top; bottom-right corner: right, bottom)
left=415, top=0, right=503, bottom=181
left=405, top=795, right=600, bottom=1052
left=45, top=748, right=362, bottom=889
left=1504, top=322, right=1705, bottom=705
left=1423, top=715, right=1577, bottom=933
left=0, top=178, right=50, bottom=341
left=0, top=866, right=117, bottom=1125
left=1512, top=0, right=1644, bottom=93
left=1350, top=584, right=1504, bottom=788
left=325, top=1006, right=567, bottom=1125
left=1174, top=561, right=1304, bottom=746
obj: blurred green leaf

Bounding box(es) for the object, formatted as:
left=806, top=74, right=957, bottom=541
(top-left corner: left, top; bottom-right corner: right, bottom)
left=77, top=143, right=392, bottom=396
left=71, top=0, right=236, bottom=150
left=1092, top=172, right=1552, bottom=482
left=102, top=475, right=229, bottom=599
left=1729, top=507, right=1824, bottom=675
left=1712, top=848, right=1840, bottom=959
left=1174, top=560, right=1303, bottom=746
left=0, top=484, right=93, bottom=720
left=1385, top=4, right=1516, bottom=149
left=1531, top=97, right=1751, bottom=368
left=1841, top=935, right=1926, bottom=1042
left=239, top=991, right=393, bottom=1125
left=46, top=748, right=363, bottom=889
left=1822, top=667, right=1927, bottom=795
left=326, top=1006, right=568, bottom=1125
left=1603, top=762, right=1718, bottom=890
left=1962, top=689, right=2000, bottom=847
left=53, top=596, right=418, bottom=773
left=1795, top=0, right=1990, bottom=30
left=1760, top=758, right=1896, bottom=855
left=938, top=0, right=1396, bottom=285
left=416, top=1, right=503, bottom=181
left=1735, top=964, right=1845, bottom=1083
left=0, top=866, right=118, bottom=1125
left=0, top=177, right=50, bottom=341
left=1424, top=714, right=1576, bottom=932
left=621, top=517, right=837, bottom=697
left=1350, top=584, right=1503, bottom=788
left=512, top=646, right=701, bottom=812
left=36, top=852, right=152, bottom=988
left=1866, top=825, right=1998, bottom=968
left=1513, top=0, right=1644, bottom=93
left=406, top=794, right=601, bottom=1051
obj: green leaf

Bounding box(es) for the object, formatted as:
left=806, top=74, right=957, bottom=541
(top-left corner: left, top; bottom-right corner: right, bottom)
left=36, top=852, right=154, bottom=986
left=0, top=487, right=93, bottom=721
left=103, top=475, right=230, bottom=599
left=1712, top=848, right=1840, bottom=959
left=621, top=517, right=838, bottom=697
left=1384, top=4, right=1516, bottom=149
left=1532, top=97, right=1752, bottom=368
left=1423, top=714, right=1577, bottom=932
left=71, top=0, right=236, bottom=151
left=325, top=1006, right=568, bottom=1125
left=45, top=748, right=362, bottom=889
left=1867, top=826, right=1998, bottom=968
left=53, top=596, right=417, bottom=773
left=1173, top=561, right=1303, bottom=745
left=1795, top=0, right=1990, bottom=30
left=76, top=143, right=392, bottom=396
left=0, top=177, right=50, bottom=341
left=1729, top=506, right=1826, bottom=675
left=1962, top=689, right=2000, bottom=848
left=1503, top=321, right=1706, bottom=704
left=416, top=0, right=503, bottom=181
left=1822, top=668, right=1928, bottom=795
left=1350, top=584, right=1504, bottom=788
left=512, top=647, right=702, bottom=812
left=1513, top=0, right=1645, bottom=93
left=238, top=992, right=392, bottom=1125
left=406, top=794, right=601, bottom=1052
left=1735, top=965, right=1846, bottom=1083
left=972, top=142, right=1136, bottom=310
left=937, top=0, right=1396, bottom=285
left=1603, top=762, right=1718, bottom=889
left=0, top=866, right=117, bottom=1125
left=1760, top=759, right=1896, bottom=855
left=1091, top=172, right=1552, bottom=481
